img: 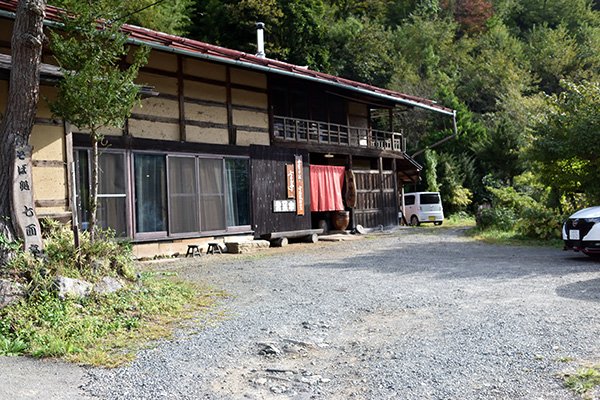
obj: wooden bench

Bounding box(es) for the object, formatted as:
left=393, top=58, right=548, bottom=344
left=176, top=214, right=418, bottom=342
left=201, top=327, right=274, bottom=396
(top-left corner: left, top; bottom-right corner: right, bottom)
left=261, top=229, right=323, bottom=247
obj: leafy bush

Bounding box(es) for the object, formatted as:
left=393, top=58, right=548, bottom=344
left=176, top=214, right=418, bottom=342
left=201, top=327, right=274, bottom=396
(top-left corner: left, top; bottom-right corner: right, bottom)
left=517, top=205, right=563, bottom=240
left=0, top=220, right=221, bottom=366
left=476, top=207, right=517, bottom=231
left=5, top=220, right=135, bottom=287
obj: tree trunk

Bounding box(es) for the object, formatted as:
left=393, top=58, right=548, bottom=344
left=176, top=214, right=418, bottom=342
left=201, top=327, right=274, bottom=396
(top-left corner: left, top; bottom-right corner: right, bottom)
left=88, top=133, right=99, bottom=242
left=0, top=0, right=47, bottom=264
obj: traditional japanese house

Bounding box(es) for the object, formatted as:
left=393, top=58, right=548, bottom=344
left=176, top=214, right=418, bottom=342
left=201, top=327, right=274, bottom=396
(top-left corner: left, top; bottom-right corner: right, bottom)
left=0, top=1, right=456, bottom=256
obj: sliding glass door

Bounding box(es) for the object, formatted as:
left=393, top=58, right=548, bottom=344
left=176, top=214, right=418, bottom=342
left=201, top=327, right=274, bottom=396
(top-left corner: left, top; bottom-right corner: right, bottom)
left=168, top=156, right=199, bottom=234
left=134, top=154, right=167, bottom=235
left=198, top=158, right=225, bottom=232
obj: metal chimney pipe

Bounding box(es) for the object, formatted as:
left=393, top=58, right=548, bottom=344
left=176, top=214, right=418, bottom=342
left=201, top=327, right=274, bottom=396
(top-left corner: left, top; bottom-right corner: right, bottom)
left=256, top=22, right=266, bottom=58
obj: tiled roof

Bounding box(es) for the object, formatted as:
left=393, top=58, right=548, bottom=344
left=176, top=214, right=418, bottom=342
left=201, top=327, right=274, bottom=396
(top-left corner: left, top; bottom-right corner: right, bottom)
left=0, top=0, right=454, bottom=115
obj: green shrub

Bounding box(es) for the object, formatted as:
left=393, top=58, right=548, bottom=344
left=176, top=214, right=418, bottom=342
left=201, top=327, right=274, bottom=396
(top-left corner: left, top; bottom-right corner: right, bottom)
left=517, top=205, right=563, bottom=240
left=476, top=207, right=517, bottom=231
left=0, top=220, right=222, bottom=366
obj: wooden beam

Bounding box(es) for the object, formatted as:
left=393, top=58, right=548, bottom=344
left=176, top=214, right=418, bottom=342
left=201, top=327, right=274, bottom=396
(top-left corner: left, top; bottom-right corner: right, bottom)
left=271, top=139, right=405, bottom=159
left=31, top=159, right=64, bottom=168
left=72, top=133, right=251, bottom=156
left=35, top=199, right=68, bottom=207
left=139, top=65, right=267, bottom=93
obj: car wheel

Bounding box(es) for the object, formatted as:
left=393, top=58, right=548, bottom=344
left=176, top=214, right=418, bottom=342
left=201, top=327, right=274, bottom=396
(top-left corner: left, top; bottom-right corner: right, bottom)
left=410, top=215, right=420, bottom=226
left=434, top=221, right=443, bottom=226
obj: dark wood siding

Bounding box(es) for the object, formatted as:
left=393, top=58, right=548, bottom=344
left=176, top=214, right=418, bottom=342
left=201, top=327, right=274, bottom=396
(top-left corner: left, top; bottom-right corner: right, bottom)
left=354, top=169, right=398, bottom=228
left=250, top=145, right=311, bottom=237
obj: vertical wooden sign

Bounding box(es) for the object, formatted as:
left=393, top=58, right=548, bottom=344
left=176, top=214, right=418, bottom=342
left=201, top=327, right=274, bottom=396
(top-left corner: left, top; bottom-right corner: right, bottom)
left=294, top=155, right=304, bottom=216
left=286, top=164, right=295, bottom=198
left=12, top=145, right=43, bottom=256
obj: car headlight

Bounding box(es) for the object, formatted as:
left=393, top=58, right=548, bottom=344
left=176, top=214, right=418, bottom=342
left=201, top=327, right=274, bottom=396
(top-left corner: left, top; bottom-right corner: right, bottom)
left=585, top=217, right=600, bottom=223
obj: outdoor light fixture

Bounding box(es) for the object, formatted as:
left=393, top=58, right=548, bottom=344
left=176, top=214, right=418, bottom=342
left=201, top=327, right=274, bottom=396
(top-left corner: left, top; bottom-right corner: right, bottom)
left=324, top=153, right=334, bottom=158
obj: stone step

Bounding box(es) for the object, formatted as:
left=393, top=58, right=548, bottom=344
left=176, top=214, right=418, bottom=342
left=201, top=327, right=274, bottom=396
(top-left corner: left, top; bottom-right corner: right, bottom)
left=226, top=240, right=270, bottom=254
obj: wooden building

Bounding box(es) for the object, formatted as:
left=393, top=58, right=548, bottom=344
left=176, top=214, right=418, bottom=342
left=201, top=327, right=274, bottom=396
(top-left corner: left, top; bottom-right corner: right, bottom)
left=0, top=1, right=456, bottom=256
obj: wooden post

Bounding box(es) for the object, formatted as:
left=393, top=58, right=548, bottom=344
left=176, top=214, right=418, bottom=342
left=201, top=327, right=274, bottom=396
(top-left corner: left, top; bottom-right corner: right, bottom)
left=392, top=158, right=399, bottom=226
left=378, top=156, right=384, bottom=226
left=64, top=122, right=79, bottom=248
left=348, top=153, right=355, bottom=230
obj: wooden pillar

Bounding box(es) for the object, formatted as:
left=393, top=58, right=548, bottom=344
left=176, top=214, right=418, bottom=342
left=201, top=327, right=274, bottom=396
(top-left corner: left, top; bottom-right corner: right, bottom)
left=388, top=108, right=394, bottom=132
left=378, top=156, right=384, bottom=226
left=64, top=122, right=79, bottom=247
left=177, top=55, right=186, bottom=142
left=400, top=183, right=406, bottom=225
left=348, top=153, right=355, bottom=230
left=392, top=158, right=399, bottom=226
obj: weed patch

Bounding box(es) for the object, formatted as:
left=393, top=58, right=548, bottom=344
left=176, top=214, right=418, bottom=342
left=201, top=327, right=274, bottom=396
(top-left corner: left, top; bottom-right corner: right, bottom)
left=0, top=222, right=224, bottom=367
left=563, top=365, right=600, bottom=398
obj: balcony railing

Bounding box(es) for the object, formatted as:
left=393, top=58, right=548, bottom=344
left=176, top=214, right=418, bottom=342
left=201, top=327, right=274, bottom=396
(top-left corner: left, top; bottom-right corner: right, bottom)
left=273, top=116, right=406, bottom=153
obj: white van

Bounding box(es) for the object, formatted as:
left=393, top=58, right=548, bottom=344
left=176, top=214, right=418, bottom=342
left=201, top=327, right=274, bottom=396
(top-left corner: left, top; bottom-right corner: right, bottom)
left=403, top=192, right=444, bottom=226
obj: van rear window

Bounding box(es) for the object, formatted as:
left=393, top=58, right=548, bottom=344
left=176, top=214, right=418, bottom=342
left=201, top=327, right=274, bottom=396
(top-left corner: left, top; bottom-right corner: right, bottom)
left=420, top=194, right=440, bottom=204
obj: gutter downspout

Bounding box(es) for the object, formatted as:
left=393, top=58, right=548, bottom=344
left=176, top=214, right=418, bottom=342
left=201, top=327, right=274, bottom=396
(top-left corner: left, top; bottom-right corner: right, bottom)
left=411, top=110, right=458, bottom=158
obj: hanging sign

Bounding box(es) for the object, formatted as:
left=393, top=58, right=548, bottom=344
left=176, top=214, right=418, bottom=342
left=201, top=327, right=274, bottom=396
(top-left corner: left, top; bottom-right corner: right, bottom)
left=273, top=199, right=297, bottom=213
left=12, top=145, right=43, bottom=256
left=295, top=155, right=304, bottom=216
left=286, top=164, right=295, bottom=199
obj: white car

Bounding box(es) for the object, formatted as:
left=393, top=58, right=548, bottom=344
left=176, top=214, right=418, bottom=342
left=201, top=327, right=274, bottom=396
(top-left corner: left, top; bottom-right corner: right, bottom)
left=562, top=206, right=600, bottom=257
left=403, top=192, right=444, bottom=226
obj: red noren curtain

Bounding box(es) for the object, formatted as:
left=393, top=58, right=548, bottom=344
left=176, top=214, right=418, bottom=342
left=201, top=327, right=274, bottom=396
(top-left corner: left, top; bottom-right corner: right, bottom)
left=310, top=165, right=345, bottom=212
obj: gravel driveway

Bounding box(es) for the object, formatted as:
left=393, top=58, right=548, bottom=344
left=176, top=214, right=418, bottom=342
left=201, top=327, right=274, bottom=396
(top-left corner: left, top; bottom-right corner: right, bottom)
left=2, top=227, right=599, bottom=399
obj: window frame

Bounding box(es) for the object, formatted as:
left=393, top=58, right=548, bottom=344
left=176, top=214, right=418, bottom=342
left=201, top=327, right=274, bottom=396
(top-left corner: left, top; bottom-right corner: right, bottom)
left=74, top=148, right=252, bottom=241
left=74, top=147, right=131, bottom=238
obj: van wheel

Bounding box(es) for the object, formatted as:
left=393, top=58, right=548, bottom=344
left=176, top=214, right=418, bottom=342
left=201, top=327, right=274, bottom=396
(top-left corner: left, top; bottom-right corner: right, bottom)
left=410, top=215, right=420, bottom=226
left=434, top=221, right=443, bottom=226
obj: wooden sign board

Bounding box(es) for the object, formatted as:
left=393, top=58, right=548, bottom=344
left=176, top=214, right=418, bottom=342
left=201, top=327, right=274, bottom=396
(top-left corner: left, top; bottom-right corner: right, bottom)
left=12, top=145, right=43, bottom=256
left=294, top=155, right=304, bottom=216
left=286, top=164, right=295, bottom=198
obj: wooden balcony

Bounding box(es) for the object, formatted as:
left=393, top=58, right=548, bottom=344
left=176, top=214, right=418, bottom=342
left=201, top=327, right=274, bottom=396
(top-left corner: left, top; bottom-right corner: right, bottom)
left=272, top=116, right=406, bottom=153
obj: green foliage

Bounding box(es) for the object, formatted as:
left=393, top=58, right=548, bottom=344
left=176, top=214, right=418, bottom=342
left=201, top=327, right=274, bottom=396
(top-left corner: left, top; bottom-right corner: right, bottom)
left=563, top=366, right=600, bottom=396
left=0, top=223, right=222, bottom=366
left=49, top=0, right=193, bottom=35
left=5, top=220, right=134, bottom=286
left=476, top=207, right=517, bottom=230
left=530, top=80, right=600, bottom=204
left=457, top=22, right=532, bottom=114
left=424, top=149, right=440, bottom=192
left=124, top=0, right=193, bottom=35
left=477, top=173, right=564, bottom=239
left=436, top=152, right=475, bottom=213
left=516, top=204, right=562, bottom=240
left=327, top=16, right=395, bottom=86
left=48, top=0, right=149, bottom=139
left=0, top=274, right=218, bottom=365
left=526, top=24, right=580, bottom=94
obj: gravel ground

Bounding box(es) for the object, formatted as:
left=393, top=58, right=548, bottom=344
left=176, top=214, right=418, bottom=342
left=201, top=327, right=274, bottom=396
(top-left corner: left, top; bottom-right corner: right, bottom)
left=2, top=227, right=600, bottom=399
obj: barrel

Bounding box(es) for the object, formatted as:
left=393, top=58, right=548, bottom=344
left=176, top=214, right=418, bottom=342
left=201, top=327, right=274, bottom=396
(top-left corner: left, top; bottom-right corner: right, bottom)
left=331, top=211, right=350, bottom=231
